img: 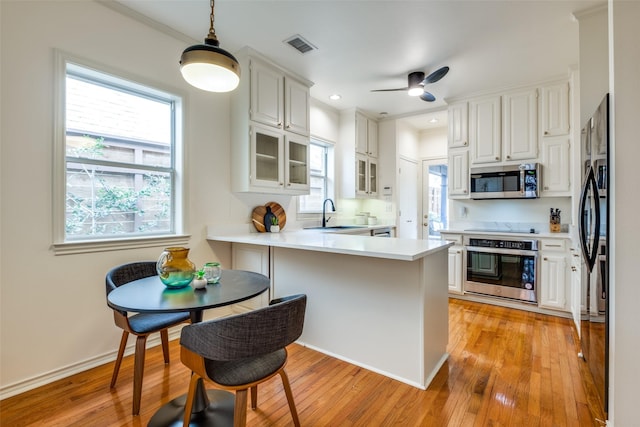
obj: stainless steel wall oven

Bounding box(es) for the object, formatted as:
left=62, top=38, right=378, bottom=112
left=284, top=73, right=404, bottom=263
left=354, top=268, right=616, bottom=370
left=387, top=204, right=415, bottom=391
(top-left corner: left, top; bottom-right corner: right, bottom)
left=464, top=236, right=538, bottom=303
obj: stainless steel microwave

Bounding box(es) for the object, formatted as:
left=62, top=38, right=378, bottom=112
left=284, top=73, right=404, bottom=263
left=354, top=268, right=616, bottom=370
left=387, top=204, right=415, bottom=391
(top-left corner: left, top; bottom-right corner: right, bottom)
left=469, top=163, right=540, bottom=199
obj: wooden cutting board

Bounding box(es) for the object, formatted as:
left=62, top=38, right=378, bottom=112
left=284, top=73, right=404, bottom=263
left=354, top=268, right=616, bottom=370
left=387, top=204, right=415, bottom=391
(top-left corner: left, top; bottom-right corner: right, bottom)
left=251, top=202, right=287, bottom=232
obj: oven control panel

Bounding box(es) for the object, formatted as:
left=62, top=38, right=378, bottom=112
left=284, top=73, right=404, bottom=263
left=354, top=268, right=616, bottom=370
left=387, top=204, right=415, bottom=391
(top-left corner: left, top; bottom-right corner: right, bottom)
left=467, top=238, right=538, bottom=251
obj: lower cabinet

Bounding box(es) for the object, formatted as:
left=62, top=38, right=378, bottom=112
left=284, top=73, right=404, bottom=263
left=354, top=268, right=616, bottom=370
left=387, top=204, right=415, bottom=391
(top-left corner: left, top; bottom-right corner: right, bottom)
left=538, top=239, right=570, bottom=311
left=448, top=246, right=463, bottom=294
left=230, top=243, right=270, bottom=312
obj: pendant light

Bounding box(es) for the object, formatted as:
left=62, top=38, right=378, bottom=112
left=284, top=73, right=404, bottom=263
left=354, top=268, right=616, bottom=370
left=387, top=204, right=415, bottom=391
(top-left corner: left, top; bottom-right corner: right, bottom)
left=179, top=0, right=240, bottom=92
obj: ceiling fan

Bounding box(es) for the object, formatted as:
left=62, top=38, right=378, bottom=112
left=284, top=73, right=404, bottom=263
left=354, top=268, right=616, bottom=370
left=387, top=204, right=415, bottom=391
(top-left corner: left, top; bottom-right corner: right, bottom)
left=371, top=66, right=449, bottom=102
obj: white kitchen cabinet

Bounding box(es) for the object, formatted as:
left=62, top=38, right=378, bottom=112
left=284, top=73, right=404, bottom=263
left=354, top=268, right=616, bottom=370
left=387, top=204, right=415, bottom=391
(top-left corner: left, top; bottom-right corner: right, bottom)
left=448, top=102, right=469, bottom=148
left=355, top=153, right=378, bottom=197
left=355, top=112, right=378, bottom=157
left=231, top=243, right=270, bottom=312
left=470, top=90, right=538, bottom=164
left=541, top=136, right=571, bottom=196
left=539, top=239, right=569, bottom=311
left=250, top=59, right=284, bottom=130
left=284, top=77, right=310, bottom=136
left=250, top=57, right=310, bottom=136
left=248, top=124, right=310, bottom=194
left=540, top=82, right=570, bottom=137
left=502, top=88, right=538, bottom=161
left=448, top=148, right=469, bottom=198
left=448, top=246, right=463, bottom=294
left=231, top=48, right=313, bottom=194
left=469, top=95, right=502, bottom=164
left=340, top=109, right=379, bottom=199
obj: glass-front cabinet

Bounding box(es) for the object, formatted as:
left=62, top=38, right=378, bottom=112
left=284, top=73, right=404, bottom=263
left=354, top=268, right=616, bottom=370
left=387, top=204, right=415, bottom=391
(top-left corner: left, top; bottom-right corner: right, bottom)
left=285, top=135, right=309, bottom=192
left=231, top=48, right=312, bottom=195
left=355, top=154, right=377, bottom=197
left=250, top=124, right=309, bottom=194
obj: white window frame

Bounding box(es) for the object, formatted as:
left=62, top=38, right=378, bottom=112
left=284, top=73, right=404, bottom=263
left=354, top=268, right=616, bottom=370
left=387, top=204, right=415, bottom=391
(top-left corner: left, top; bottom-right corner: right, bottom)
left=52, top=51, right=189, bottom=255
left=297, top=137, right=335, bottom=215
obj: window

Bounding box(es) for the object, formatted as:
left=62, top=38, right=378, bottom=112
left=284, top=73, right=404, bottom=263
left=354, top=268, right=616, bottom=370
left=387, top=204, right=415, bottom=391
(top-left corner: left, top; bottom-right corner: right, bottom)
left=53, top=53, right=186, bottom=253
left=298, top=139, right=334, bottom=213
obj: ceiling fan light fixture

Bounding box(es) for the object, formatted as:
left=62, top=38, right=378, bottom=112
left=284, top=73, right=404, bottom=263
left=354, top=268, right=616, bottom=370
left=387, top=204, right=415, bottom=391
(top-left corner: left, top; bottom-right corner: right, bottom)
left=408, top=87, right=423, bottom=97
left=179, top=0, right=240, bottom=92
left=407, top=71, right=426, bottom=96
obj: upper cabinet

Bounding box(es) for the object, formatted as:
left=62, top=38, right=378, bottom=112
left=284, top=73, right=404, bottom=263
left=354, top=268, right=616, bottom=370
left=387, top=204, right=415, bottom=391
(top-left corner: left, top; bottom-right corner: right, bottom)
left=231, top=48, right=313, bottom=194
left=250, top=57, right=310, bottom=136
left=540, top=82, right=570, bottom=137
left=355, top=112, right=378, bottom=157
left=339, top=109, right=379, bottom=199
left=469, top=95, right=502, bottom=164
left=285, top=78, right=311, bottom=136
left=448, top=102, right=469, bottom=148
left=469, top=89, right=538, bottom=165
left=502, top=88, right=538, bottom=161
left=447, top=78, right=573, bottom=199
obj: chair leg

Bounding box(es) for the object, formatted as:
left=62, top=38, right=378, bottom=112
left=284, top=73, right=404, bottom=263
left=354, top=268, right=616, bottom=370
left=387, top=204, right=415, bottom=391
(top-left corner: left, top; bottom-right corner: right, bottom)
left=233, top=389, right=248, bottom=427
left=160, top=329, right=170, bottom=364
left=279, top=370, right=300, bottom=427
left=132, top=335, right=148, bottom=416
left=111, top=331, right=129, bottom=388
left=183, top=374, right=200, bottom=427
left=250, top=385, right=258, bottom=410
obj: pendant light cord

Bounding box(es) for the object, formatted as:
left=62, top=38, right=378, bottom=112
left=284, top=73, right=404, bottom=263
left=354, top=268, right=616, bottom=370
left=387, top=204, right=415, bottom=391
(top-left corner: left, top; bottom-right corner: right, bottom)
left=206, top=0, right=219, bottom=44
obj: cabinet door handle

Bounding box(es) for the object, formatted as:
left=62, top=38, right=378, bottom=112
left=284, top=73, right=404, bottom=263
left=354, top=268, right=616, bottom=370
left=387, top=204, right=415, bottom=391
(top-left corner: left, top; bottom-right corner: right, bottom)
left=463, top=141, right=468, bottom=146
left=495, top=157, right=500, bottom=161
left=506, top=155, right=511, bottom=160
left=285, top=124, right=290, bottom=129
left=423, top=223, right=428, bottom=226
left=544, top=131, right=549, bottom=135
left=277, top=122, right=283, bottom=128
left=543, top=257, right=548, bottom=261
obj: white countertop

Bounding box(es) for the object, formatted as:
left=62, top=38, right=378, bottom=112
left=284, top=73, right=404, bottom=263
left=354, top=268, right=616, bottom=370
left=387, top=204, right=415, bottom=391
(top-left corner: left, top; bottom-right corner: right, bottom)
left=207, top=229, right=452, bottom=261
left=440, top=229, right=572, bottom=239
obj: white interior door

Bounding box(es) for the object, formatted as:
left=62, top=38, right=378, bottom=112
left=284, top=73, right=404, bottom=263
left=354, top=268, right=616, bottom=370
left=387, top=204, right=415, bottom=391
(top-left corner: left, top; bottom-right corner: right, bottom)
left=397, top=158, right=418, bottom=239
left=421, top=159, right=449, bottom=239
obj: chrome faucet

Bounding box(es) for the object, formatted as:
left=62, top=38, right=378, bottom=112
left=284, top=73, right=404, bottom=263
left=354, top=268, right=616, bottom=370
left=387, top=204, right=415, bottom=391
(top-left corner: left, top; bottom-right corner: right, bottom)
left=322, top=198, right=335, bottom=228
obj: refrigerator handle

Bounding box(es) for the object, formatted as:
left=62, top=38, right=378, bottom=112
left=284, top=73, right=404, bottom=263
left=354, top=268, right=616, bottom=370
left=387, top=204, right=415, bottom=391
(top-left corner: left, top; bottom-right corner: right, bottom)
left=590, top=169, right=601, bottom=270
left=579, top=166, right=600, bottom=273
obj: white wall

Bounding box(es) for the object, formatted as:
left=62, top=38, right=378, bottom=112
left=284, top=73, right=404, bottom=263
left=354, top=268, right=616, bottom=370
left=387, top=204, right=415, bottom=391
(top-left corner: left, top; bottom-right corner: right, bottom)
left=310, top=98, right=340, bottom=143
left=418, top=127, right=448, bottom=159
left=0, top=0, right=282, bottom=395
left=577, top=5, right=609, bottom=128
left=609, top=1, right=640, bottom=424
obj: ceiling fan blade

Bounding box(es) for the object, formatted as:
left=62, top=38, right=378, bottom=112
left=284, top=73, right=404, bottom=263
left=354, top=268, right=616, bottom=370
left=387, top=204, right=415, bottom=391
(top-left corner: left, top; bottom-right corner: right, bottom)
left=371, top=87, right=409, bottom=92
left=420, top=91, right=436, bottom=102
left=423, top=66, right=449, bottom=84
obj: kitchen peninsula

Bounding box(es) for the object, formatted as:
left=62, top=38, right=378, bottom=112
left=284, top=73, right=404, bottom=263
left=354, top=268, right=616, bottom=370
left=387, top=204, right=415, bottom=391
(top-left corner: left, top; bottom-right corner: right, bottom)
left=208, top=228, right=453, bottom=389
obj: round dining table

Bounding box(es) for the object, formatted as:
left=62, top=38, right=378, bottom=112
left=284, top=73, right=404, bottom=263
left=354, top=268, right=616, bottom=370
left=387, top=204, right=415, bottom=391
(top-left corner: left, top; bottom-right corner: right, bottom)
left=107, top=269, right=270, bottom=427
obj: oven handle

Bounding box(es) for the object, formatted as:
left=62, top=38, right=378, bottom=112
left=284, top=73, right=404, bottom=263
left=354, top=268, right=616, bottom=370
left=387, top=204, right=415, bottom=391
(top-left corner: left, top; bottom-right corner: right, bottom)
left=465, top=246, right=538, bottom=257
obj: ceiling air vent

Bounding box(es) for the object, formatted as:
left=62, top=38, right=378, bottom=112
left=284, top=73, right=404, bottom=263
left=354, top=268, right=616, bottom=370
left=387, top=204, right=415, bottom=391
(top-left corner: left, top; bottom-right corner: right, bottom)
left=284, top=35, right=317, bottom=54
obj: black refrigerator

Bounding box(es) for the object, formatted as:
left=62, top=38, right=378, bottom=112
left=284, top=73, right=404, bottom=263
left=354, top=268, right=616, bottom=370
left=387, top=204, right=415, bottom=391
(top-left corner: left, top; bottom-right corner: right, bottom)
left=578, top=94, right=609, bottom=416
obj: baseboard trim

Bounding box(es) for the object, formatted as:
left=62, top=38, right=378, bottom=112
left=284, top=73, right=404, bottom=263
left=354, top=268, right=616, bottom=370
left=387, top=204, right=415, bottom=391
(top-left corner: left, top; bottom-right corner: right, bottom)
left=0, top=329, right=182, bottom=400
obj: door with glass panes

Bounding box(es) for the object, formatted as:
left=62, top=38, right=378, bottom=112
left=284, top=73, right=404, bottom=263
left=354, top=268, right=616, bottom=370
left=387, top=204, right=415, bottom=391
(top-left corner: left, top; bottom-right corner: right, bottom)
left=422, top=159, right=449, bottom=239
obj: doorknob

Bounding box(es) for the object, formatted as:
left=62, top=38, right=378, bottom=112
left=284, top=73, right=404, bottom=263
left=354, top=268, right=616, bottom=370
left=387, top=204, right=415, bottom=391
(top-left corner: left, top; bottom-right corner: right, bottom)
left=423, top=223, right=428, bottom=227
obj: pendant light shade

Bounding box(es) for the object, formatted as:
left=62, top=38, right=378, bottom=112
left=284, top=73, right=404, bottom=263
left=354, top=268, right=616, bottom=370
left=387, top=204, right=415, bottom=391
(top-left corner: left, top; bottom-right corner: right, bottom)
left=180, top=0, right=240, bottom=92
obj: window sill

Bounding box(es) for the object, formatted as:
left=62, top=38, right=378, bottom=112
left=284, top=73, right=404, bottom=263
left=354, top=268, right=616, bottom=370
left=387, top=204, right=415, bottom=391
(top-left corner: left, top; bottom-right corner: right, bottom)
left=52, top=234, right=191, bottom=256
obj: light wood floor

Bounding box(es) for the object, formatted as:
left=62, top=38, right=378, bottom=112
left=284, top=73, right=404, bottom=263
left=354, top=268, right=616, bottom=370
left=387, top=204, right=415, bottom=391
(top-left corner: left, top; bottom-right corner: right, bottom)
left=1, top=299, right=606, bottom=426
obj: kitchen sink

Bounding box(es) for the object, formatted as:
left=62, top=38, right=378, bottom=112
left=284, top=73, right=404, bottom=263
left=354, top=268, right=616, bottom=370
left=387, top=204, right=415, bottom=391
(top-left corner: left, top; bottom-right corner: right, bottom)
left=304, top=225, right=367, bottom=230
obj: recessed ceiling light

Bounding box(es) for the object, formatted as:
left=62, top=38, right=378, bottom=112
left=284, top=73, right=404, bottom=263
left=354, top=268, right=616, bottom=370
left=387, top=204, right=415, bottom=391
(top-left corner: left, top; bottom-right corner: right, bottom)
left=429, top=118, right=439, bottom=123
left=329, top=94, right=341, bottom=100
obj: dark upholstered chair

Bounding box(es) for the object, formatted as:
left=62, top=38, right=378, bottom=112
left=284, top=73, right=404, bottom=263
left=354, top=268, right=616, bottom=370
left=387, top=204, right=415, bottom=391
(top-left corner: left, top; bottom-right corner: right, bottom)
left=180, top=294, right=307, bottom=427
left=105, top=261, right=190, bottom=415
